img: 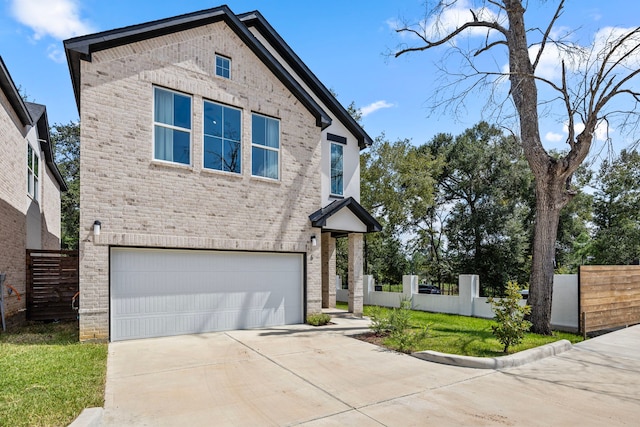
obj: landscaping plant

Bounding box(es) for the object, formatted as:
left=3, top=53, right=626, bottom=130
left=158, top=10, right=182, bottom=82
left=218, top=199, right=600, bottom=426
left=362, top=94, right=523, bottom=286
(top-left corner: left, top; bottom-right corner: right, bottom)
left=488, top=281, right=532, bottom=353
left=306, top=313, right=331, bottom=326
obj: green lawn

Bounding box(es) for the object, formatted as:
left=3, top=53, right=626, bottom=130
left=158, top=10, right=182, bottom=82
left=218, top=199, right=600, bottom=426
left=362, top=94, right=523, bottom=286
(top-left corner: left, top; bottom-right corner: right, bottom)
left=336, top=302, right=582, bottom=356
left=0, top=321, right=107, bottom=427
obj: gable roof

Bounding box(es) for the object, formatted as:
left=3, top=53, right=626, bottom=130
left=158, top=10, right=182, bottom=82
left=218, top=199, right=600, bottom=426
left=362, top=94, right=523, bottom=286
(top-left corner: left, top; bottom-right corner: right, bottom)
left=0, top=56, right=32, bottom=127
left=309, top=197, right=382, bottom=233
left=238, top=11, right=373, bottom=150
left=25, top=102, right=68, bottom=192
left=63, top=5, right=331, bottom=129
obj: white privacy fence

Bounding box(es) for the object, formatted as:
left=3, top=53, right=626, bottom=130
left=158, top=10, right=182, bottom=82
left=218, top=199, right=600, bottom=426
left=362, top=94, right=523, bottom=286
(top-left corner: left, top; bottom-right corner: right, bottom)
left=336, top=274, right=579, bottom=331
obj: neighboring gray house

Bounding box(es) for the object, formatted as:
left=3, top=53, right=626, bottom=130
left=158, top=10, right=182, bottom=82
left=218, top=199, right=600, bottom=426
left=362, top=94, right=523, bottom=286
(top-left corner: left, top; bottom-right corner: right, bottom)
left=64, top=6, right=380, bottom=342
left=0, top=56, right=67, bottom=323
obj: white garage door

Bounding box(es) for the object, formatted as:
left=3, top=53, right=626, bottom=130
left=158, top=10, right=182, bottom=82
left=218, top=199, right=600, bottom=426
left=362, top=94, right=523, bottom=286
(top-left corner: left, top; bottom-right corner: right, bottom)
left=110, top=248, right=303, bottom=341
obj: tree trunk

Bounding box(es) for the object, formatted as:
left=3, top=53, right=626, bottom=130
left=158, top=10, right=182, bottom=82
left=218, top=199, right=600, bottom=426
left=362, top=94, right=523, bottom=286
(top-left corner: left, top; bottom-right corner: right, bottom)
left=528, top=177, right=565, bottom=335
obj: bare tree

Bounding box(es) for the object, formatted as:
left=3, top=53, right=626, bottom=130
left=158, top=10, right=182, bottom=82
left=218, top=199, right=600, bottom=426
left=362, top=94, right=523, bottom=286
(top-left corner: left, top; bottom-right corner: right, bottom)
left=395, top=0, right=640, bottom=334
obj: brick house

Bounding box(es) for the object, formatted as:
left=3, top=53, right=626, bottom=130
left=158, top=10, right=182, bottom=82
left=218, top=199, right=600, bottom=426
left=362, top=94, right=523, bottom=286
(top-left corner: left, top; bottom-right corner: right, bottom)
left=64, top=6, right=380, bottom=342
left=0, top=56, right=67, bottom=324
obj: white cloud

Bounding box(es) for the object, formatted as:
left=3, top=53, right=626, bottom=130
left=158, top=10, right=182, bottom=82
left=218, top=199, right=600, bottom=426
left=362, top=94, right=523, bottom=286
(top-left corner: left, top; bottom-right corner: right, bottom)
left=360, top=100, right=394, bottom=117
left=557, top=120, right=613, bottom=142
left=423, top=0, right=502, bottom=40
left=10, top=0, right=95, bottom=40
left=390, top=0, right=503, bottom=42
left=47, top=44, right=66, bottom=63
left=528, top=44, right=565, bottom=81
left=545, top=131, right=564, bottom=143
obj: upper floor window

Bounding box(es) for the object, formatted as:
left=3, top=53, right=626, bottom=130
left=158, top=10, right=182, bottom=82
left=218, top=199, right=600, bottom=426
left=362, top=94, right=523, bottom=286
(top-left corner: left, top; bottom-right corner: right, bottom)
left=252, top=114, right=279, bottom=180
left=204, top=100, right=241, bottom=174
left=215, top=54, right=231, bottom=79
left=27, top=144, right=39, bottom=200
left=153, top=87, right=191, bottom=165
left=330, top=143, right=344, bottom=196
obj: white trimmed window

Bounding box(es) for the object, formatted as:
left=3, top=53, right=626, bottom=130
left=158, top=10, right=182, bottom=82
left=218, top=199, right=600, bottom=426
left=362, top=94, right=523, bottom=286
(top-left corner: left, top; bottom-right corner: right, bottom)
left=203, top=100, right=242, bottom=173
left=330, top=143, right=344, bottom=196
left=153, top=87, right=192, bottom=165
left=251, top=114, right=280, bottom=180
left=27, top=143, right=39, bottom=200
left=215, top=54, right=231, bottom=79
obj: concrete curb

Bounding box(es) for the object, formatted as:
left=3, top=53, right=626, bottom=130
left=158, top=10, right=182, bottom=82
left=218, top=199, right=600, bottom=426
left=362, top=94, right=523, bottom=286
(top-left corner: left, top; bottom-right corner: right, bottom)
left=412, top=339, right=573, bottom=369
left=67, top=407, right=103, bottom=427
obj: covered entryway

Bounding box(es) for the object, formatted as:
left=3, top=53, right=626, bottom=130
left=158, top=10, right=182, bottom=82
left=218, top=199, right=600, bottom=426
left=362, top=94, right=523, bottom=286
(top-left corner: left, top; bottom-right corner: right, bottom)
left=309, top=197, right=382, bottom=315
left=110, top=248, right=303, bottom=341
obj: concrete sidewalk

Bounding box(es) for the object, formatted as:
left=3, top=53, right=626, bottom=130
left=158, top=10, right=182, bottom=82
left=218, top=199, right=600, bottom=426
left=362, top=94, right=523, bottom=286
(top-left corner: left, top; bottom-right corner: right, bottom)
left=96, top=316, right=640, bottom=426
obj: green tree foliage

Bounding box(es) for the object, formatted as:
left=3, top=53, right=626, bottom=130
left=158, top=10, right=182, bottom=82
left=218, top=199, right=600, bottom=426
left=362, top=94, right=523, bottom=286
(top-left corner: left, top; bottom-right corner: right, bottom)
left=359, top=135, right=440, bottom=285
left=555, top=165, right=593, bottom=272
left=591, top=150, right=640, bottom=265
left=488, top=281, right=532, bottom=353
left=427, top=123, right=532, bottom=295
left=50, top=122, right=80, bottom=249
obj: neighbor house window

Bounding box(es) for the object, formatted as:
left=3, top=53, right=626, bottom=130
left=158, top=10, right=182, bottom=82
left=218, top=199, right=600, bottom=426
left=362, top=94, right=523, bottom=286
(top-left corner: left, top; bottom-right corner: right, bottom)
left=252, top=114, right=279, bottom=180
left=330, top=143, right=343, bottom=196
left=153, top=87, right=191, bottom=165
left=215, top=55, right=231, bottom=79
left=203, top=100, right=241, bottom=173
left=27, top=143, right=39, bottom=200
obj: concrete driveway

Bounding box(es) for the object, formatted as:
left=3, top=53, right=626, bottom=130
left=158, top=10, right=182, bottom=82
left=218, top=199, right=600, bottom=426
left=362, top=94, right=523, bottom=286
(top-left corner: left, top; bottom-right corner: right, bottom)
left=100, top=315, right=640, bottom=426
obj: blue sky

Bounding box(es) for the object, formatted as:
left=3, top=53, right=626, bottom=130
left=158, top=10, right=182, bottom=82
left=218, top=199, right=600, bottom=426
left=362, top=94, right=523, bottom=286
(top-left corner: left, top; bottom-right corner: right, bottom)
left=1, top=0, right=638, bottom=155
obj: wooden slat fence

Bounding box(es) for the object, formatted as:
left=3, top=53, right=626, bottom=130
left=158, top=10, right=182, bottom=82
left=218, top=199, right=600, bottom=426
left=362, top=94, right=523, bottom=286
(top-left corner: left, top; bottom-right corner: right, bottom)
left=579, top=265, right=640, bottom=334
left=26, top=249, right=79, bottom=321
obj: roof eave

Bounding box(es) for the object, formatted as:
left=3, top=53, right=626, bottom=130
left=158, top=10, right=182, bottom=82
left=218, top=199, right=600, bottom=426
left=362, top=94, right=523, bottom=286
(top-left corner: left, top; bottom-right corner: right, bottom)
left=239, top=11, right=373, bottom=149
left=0, top=56, right=33, bottom=127
left=309, top=197, right=382, bottom=233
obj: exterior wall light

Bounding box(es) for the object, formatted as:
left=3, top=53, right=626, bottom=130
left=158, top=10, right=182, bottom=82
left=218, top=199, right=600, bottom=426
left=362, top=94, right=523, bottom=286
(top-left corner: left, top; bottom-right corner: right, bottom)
left=310, top=235, right=317, bottom=247
left=93, top=220, right=101, bottom=236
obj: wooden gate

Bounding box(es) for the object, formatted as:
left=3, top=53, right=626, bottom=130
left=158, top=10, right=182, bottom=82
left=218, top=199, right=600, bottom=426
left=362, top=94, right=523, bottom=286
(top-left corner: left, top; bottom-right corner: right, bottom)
left=579, top=265, right=640, bottom=334
left=26, top=250, right=79, bottom=321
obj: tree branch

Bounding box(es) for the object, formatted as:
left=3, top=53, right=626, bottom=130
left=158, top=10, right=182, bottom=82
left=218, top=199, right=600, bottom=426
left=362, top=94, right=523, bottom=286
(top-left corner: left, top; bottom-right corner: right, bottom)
left=532, top=0, right=565, bottom=72
left=396, top=20, right=507, bottom=58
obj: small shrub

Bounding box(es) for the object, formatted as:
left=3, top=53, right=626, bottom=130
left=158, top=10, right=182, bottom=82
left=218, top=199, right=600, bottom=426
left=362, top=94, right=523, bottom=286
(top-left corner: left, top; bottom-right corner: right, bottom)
left=388, top=298, right=412, bottom=334
left=368, top=299, right=431, bottom=353
left=488, top=281, right=532, bottom=353
left=307, top=313, right=331, bottom=326
left=369, top=305, right=391, bottom=334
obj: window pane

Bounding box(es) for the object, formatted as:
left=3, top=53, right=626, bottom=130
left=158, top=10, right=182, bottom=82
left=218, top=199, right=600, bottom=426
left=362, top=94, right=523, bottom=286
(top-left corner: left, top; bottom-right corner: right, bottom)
left=154, top=125, right=173, bottom=161
left=27, top=145, right=33, bottom=168
left=28, top=171, right=33, bottom=194
left=34, top=177, right=39, bottom=200
left=33, top=155, right=39, bottom=177
left=154, top=88, right=173, bottom=125
left=264, top=149, right=278, bottom=179
left=172, top=129, right=190, bottom=165
left=266, top=118, right=279, bottom=148
left=204, top=135, right=223, bottom=170
left=252, top=115, right=266, bottom=146
left=173, top=93, right=191, bottom=129
left=252, top=146, right=278, bottom=179
left=331, top=143, right=344, bottom=195
left=204, top=102, right=223, bottom=137
left=224, top=108, right=241, bottom=142
left=224, top=140, right=241, bottom=173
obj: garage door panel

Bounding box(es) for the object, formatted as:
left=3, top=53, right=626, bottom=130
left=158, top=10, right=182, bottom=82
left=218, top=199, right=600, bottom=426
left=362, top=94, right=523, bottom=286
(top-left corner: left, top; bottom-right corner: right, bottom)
left=110, top=248, right=303, bottom=341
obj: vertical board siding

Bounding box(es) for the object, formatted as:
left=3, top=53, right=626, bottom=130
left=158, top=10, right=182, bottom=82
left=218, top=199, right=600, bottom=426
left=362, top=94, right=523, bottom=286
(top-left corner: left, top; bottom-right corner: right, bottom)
left=26, top=250, right=79, bottom=321
left=580, top=265, right=640, bottom=333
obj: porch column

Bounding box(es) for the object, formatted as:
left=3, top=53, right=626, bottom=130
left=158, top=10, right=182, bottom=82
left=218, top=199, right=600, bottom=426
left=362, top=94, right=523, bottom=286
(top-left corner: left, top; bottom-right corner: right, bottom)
left=321, top=233, right=336, bottom=308
left=348, top=233, right=364, bottom=316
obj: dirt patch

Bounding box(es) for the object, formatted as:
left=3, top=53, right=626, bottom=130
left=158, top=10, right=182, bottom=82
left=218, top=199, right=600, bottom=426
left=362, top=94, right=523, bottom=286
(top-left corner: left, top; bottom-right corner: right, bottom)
left=352, top=331, right=388, bottom=347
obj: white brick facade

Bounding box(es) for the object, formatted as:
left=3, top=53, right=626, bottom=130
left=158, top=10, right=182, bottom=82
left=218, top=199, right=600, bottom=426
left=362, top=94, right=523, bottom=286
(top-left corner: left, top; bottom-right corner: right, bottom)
left=76, top=21, right=323, bottom=340
left=1, top=61, right=63, bottom=322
